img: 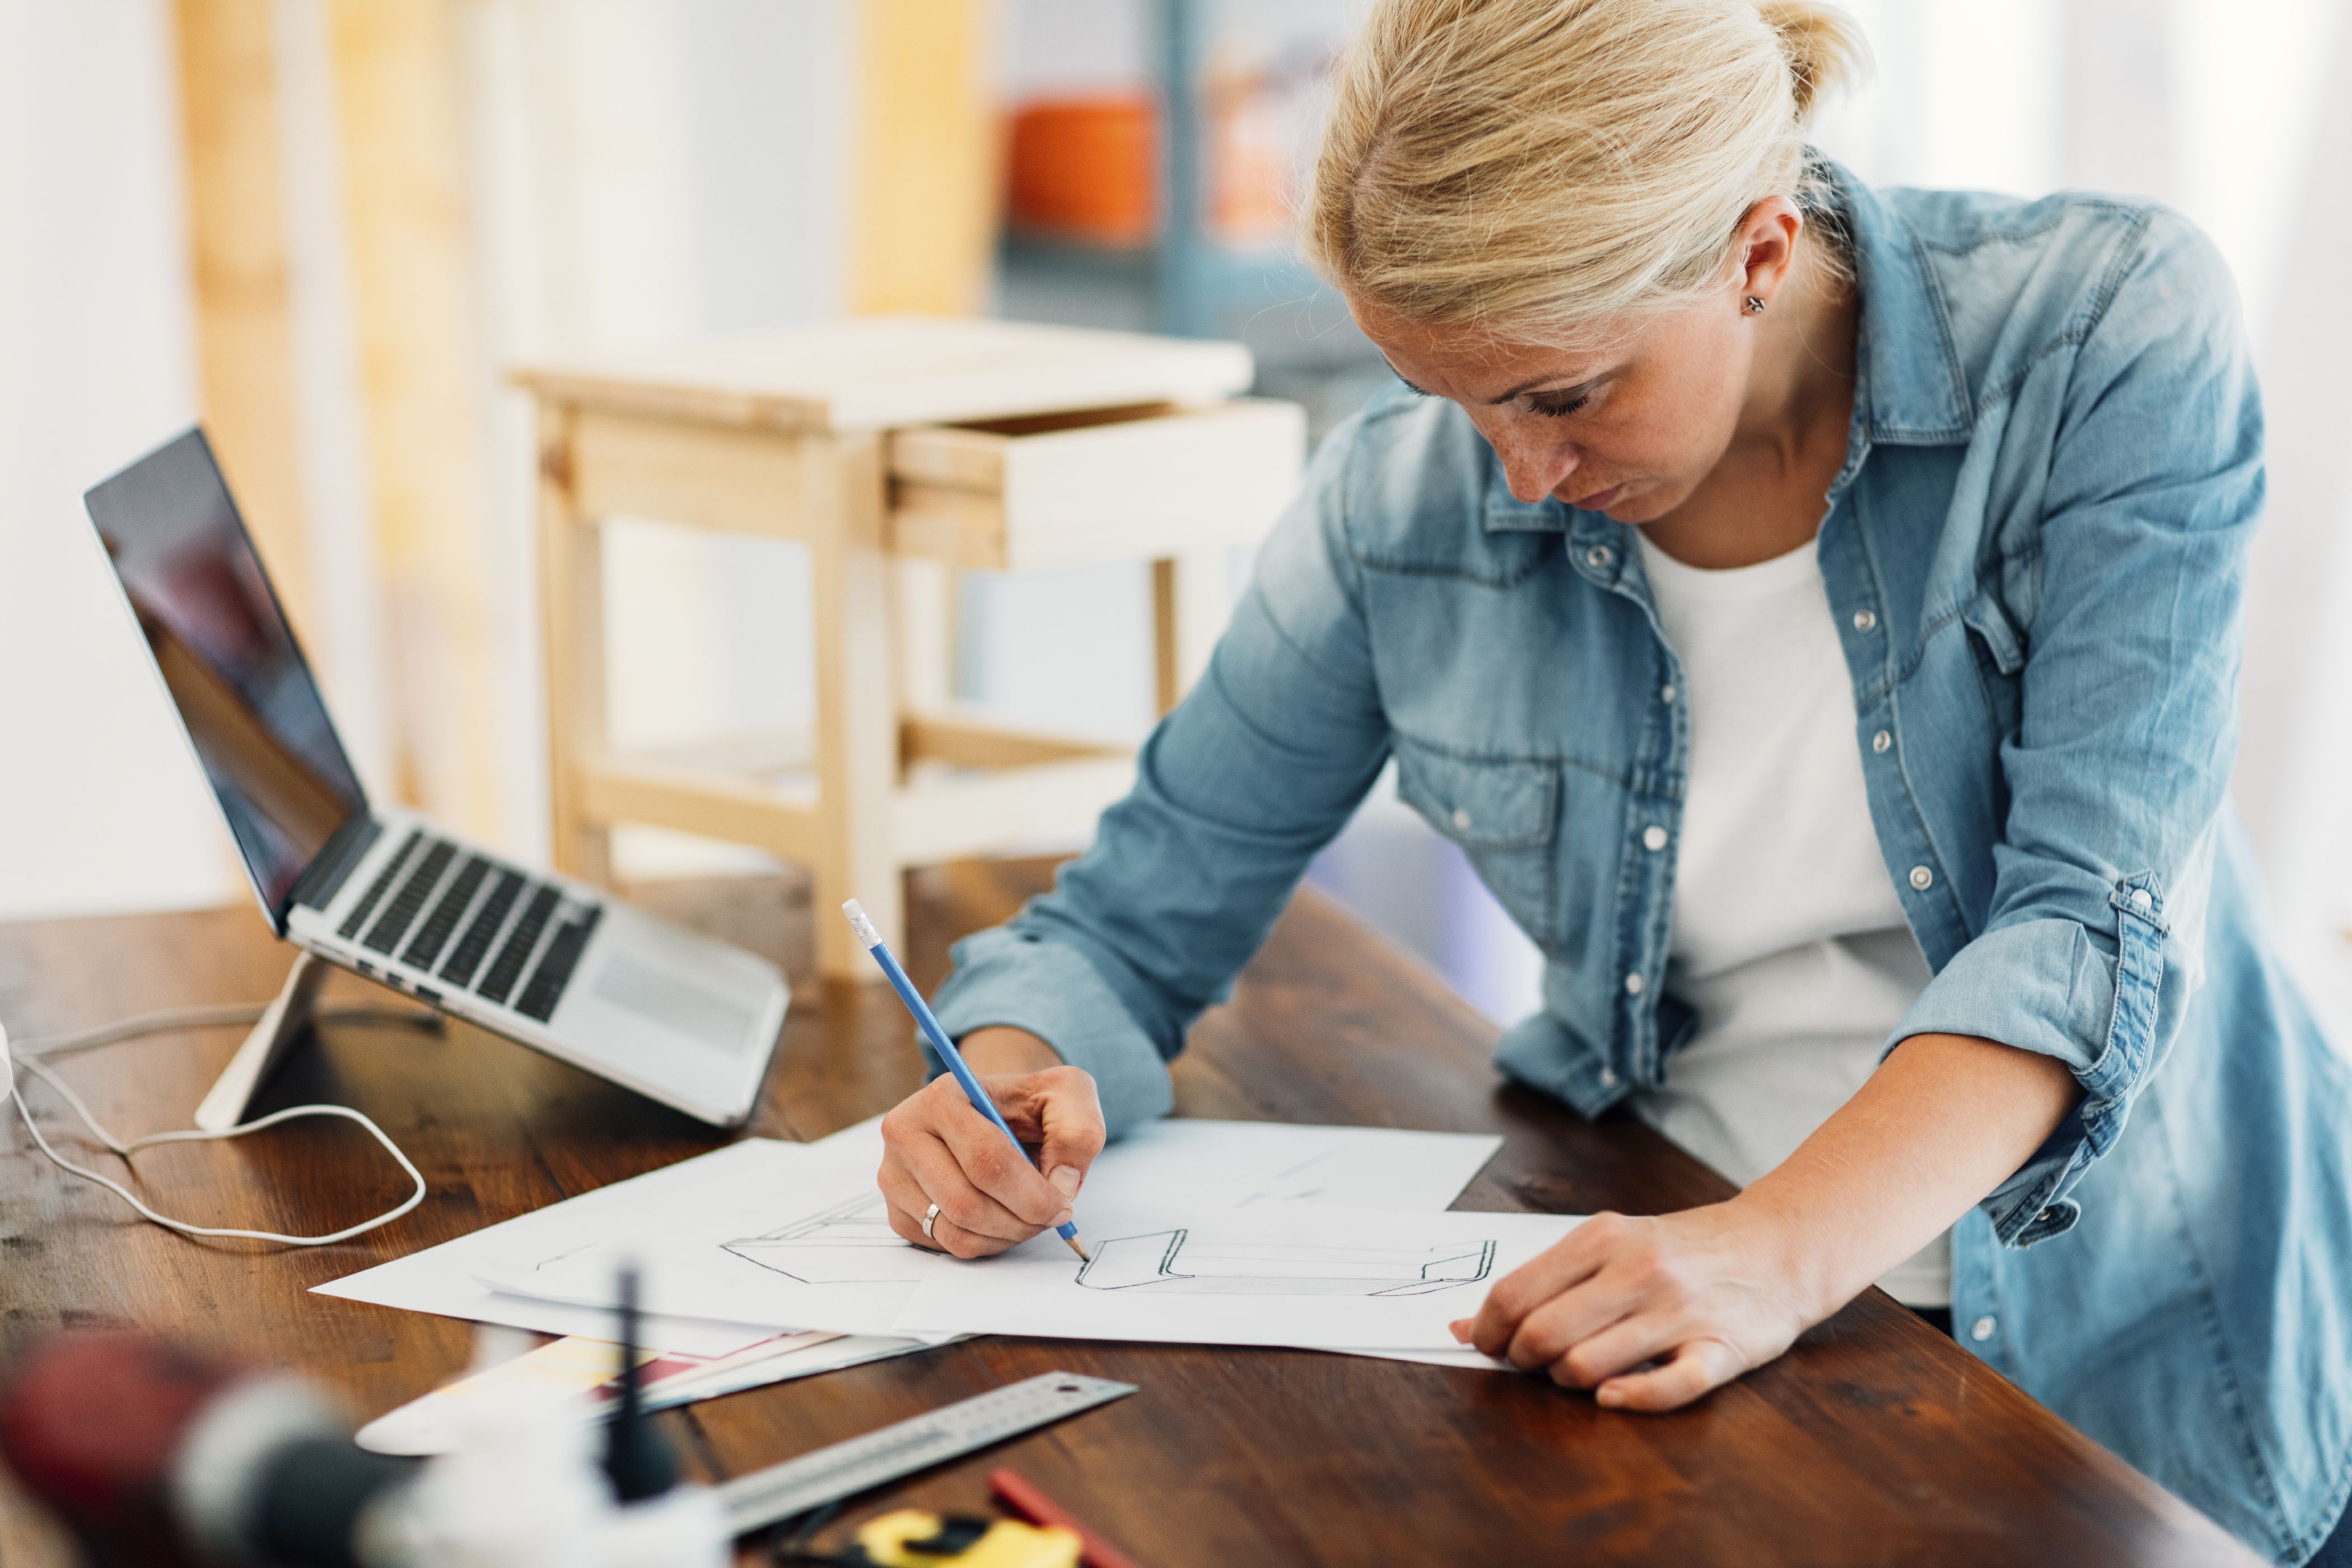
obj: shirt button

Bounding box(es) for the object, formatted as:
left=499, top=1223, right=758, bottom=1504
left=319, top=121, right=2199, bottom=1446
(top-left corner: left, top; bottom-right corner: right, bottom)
left=1852, top=608, right=1878, bottom=633
left=1597, top=1066, right=1619, bottom=1088
left=1970, top=1315, right=1997, bottom=1342
left=1585, top=545, right=1613, bottom=570
left=2131, top=888, right=2153, bottom=912
left=1451, top=808, right=1472, bottom=831
left=1660, top=683, right=1676, bottom=704
left=1623, top=971, right=1644, bottom=996
left=1872, top=729, right=1892, bottom=754
left=1642, top=825, right=1668, bottom=851
left=1908, top=865, right=1934, bottom=891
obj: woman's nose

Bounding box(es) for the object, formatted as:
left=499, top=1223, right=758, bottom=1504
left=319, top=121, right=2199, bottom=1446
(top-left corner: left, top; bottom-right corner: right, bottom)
left=1494, top=428, right=1578, bottom=504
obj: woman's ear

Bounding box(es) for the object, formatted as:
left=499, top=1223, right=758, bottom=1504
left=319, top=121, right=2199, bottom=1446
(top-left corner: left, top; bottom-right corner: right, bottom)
left=1733, top=196, right=1807, bottom=309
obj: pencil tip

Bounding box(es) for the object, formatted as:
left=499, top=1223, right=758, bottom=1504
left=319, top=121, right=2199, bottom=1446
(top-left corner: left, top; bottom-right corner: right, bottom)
left=1066, top=1234, right=1091, bottom=1263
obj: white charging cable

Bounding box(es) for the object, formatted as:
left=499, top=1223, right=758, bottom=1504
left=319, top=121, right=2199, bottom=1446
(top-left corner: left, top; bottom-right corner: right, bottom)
left=3, top=1004, right=438, bottom=1245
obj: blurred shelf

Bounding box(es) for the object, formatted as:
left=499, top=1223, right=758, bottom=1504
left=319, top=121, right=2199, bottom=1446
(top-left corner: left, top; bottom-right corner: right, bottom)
left=1001, top=232, right=1155, bottom=277
left=993, top=1, right=1391, bottom=435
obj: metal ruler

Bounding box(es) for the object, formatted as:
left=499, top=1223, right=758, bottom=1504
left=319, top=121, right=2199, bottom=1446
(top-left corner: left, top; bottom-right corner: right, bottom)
left=718, top=1371, right=1138, bottom=1534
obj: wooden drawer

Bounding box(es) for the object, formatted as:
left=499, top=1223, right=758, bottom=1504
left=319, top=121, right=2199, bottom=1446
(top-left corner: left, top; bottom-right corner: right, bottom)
left=886, top=398, right=1305, bottom=571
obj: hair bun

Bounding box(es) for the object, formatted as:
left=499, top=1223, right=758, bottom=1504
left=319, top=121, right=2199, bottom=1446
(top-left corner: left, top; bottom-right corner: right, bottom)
left=1755, top=1, right=1869, bottom=123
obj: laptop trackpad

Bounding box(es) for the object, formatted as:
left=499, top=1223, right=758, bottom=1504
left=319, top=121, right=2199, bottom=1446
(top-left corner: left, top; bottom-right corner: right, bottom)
left=592, top=951, right=755, bottom=1053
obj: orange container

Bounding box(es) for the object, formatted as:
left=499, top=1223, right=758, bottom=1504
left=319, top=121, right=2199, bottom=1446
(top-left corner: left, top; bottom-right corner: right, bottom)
left=1005, top=95, right=1157, bottom=248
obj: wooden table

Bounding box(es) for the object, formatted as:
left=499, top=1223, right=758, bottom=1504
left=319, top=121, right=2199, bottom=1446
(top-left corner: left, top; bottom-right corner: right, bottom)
left=521, top=317, right=1302, bottom=979
left=0, top=864, right=2256, bottom=1566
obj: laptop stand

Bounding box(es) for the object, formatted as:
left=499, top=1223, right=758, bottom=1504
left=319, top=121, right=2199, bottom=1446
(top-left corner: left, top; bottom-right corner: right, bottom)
left=194, top=951, right=328, bottom=1132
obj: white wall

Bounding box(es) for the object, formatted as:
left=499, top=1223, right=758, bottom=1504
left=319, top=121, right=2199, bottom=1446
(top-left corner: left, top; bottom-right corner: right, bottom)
left=0, top=0, right=240, bottom=920
left=2225, top=4, right=2352, bottom=1007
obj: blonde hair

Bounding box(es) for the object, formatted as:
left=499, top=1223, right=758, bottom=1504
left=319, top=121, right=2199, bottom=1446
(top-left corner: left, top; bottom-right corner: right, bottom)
left=1303, top=0, right=1869, bottom=338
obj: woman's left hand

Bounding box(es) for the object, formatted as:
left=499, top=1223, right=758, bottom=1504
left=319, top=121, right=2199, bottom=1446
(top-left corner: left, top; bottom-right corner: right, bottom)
left=1451, top=1201, right=1821, bottom=1410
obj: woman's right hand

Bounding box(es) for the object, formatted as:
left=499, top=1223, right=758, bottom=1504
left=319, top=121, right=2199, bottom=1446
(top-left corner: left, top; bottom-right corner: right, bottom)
left=877, top=1026, right=1106, bottom=1259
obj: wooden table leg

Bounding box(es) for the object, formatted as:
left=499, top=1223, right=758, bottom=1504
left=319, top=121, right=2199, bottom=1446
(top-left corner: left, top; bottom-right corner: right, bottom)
left=811, top=432, right=902, bottom=980
left=538, top=402, right=614, bottom=885
left=1152, top=549, right=1229, bottom=717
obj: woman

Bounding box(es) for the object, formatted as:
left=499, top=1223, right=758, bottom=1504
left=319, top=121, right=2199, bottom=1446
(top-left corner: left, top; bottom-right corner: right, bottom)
left=875, top=2, right=2352, bottom=1559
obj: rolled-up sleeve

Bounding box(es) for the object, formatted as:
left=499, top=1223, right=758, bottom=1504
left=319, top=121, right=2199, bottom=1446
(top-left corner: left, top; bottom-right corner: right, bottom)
left=1891, top=213, right=2263, bottom=1245
left=929, top=419, right=1393, bottom=1136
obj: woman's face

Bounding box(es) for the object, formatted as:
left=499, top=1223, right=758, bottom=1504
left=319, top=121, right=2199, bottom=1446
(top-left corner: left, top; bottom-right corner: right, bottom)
left=1349, top=293, right=1752, bottom=524
left=1342, top=201, right=1803, bottom=525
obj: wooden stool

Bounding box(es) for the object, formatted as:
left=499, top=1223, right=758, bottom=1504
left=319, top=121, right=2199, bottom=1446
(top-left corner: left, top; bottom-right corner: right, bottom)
left=515, top=316, right=1304, bottom=980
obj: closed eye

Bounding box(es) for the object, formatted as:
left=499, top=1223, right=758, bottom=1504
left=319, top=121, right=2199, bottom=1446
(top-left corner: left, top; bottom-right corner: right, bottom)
left=1387, top=363, right=1597, bottom=417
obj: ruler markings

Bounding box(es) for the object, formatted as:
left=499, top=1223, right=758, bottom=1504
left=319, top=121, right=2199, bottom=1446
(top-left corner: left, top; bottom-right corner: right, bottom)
left=720, top=1370, right=1138, bottom=1533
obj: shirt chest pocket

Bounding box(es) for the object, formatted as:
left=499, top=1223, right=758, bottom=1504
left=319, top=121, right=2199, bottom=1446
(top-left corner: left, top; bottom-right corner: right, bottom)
left=1962, top=586, right=2027, bottom=738
left=1393, top=743, right=1560, bottom=946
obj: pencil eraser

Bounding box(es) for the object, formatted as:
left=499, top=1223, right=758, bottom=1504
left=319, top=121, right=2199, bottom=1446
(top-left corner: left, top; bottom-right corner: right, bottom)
left=841, top=900, right=881, bottom=949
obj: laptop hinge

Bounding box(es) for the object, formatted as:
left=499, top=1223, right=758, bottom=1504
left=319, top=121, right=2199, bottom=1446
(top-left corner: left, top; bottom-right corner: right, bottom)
left=281, top=813, right=382, bottom=930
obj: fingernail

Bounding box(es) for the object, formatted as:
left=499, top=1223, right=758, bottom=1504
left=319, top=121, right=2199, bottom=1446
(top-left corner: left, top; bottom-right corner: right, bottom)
left=1047, top=1165, right=1081, bottom=1198
left=1053, top=1208, right=1074, bottom=1228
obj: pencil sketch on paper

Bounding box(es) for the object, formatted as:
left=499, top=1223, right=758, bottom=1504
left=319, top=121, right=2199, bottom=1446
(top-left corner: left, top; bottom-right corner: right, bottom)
left=720, top=1192, right=930, bottom=1285
left=1233, top=1147, right=1343, bottom=1208
left=1074, top=1229, right=1497, bottom=1297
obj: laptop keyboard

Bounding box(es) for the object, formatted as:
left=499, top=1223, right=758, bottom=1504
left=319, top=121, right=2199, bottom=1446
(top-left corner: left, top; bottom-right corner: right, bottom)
left=437, top=868, right=523, bottom=991
left=401, top=852, right=488, bottom=971
left=476, top=885, right=560, bottom=1007
left=344, top=830, right=603, bottom=1023
left=363, top=838, right=454, bottom=953
left=337, top=832, right=419, bottom=940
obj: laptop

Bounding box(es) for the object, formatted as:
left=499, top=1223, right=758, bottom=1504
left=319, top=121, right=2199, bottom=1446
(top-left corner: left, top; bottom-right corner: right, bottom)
left=83, top=428, right=789, bottom=1127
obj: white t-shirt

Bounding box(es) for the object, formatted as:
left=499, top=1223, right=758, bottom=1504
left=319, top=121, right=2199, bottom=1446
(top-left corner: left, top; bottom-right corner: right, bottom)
left=1631, top=534, right=1950, bottom=1308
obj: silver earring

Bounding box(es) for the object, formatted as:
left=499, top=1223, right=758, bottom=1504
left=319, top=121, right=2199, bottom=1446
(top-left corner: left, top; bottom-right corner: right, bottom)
left=1743, top=295, right=1766, bottom=315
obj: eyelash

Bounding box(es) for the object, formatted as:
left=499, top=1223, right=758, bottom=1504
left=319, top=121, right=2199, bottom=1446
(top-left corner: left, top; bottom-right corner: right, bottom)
left=1398, top=381, right=1590, bottom=418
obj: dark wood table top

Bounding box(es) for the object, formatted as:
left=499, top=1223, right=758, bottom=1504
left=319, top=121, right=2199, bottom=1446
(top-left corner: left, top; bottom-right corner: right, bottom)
left=0, top=861, right=2257, bottom=1566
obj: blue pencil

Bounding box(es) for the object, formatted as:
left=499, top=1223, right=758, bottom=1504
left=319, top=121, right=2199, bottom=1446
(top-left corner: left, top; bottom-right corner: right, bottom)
left=842, top=900, right=1089, bottom=1262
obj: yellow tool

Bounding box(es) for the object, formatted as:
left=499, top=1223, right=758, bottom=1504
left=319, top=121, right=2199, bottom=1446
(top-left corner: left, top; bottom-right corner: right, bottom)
left=851, top=1508, right=1082, bottom=1568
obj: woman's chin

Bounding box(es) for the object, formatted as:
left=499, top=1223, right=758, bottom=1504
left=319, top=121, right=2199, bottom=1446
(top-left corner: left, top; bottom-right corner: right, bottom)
left=1600, top=485, right=1676, bottom=524
left=1554, top=478, right=1681, bottom=523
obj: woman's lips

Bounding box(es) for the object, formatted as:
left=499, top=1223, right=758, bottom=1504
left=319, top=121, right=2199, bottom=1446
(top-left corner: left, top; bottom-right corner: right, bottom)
left=1565, top=483, right=1623, bottom=510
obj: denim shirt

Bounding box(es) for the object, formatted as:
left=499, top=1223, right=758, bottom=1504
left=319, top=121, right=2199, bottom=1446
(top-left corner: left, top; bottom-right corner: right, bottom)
left=932, top=166, right=2352, bottom=1562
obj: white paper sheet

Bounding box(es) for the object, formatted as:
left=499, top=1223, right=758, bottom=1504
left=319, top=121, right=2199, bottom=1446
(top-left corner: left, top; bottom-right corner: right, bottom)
left=1342, top=1346, right=1518, bottom=1372
left=478, top=1165, right=922, bottom=1337
left=316, top=1138, right=821, bottom=1357
left=894, top=1205, right=1583, bottom=1349
left=479, top=1121, right=1503, bottom=1338
left=646, top=1333, right=949, bottom=1406
left=353, top=1331, right=941, bottom=1455
left=462, top=1292, right=781, bottom=1358
left=355, top=1329, right=833, bottom=1454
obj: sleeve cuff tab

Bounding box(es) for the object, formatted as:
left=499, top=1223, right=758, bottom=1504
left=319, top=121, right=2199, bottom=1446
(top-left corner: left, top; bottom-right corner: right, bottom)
left=2082, top=883, right=2168, bottom=1103
left=2108, top=871, right=2171, bottom=935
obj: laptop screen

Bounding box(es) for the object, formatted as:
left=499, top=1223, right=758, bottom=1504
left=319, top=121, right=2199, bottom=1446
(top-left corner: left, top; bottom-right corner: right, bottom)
left=84, top=428, right=368, bottom=919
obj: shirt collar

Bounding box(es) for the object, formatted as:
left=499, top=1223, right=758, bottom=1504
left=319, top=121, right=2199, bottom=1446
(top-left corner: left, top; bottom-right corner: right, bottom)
left=1830, top=158, right=1973, bottom=445
left=1482, top=158, right=1972, bottom=534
